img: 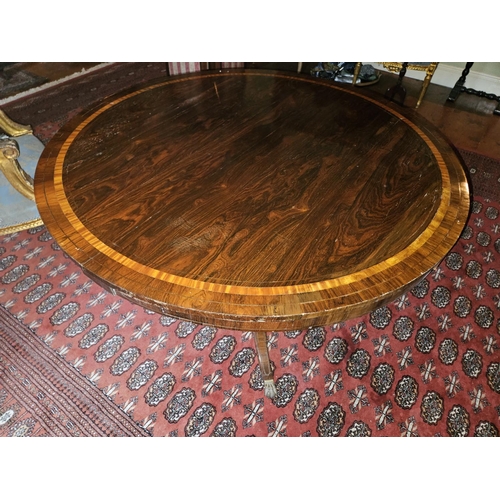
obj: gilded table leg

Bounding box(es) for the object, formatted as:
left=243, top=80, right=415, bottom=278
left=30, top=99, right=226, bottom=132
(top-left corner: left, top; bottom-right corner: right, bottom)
left=0, top=137, right=35, bottom=200
left=254, top=331, right=277, bottom=399
left=0, top=109, right=33, bottom=137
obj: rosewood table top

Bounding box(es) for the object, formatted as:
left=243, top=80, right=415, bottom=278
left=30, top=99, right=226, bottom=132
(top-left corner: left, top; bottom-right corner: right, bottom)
left=34, top=70, right=470, bottom=331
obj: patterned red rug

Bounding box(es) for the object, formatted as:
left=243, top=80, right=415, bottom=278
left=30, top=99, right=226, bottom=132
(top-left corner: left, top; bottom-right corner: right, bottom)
left=0, top=304, right=149, bottom=436
left=1, top=192, right=499, bottom=436
left=1, top=63, right=499, bottom=437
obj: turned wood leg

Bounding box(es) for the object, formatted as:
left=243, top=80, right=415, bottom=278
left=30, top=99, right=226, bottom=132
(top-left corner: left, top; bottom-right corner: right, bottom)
left=254, top=331, right=276, bottom=399
left=0, top=109, right=33, bottom=137
left=448, top=62, right=473, bottom=103
left=0, top=137, right=35, bottom=200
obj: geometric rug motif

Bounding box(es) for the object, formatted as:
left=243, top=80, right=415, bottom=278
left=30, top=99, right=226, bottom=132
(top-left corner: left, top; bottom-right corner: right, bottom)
left=0, top=304, right=149, bottom=436
left=457, top=148, right=500, bottom=201
left=1, top=195, right=500, bottom=436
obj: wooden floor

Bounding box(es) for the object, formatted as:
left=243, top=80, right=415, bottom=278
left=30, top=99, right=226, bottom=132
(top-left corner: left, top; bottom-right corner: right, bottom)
left=247, top=63, right=500, bottom=160
left=3, top=62, right=499, bottom=159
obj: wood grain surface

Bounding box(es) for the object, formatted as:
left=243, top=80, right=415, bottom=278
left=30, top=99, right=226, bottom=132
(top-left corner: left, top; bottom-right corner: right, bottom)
left=34, top=70, right=470, bottom=330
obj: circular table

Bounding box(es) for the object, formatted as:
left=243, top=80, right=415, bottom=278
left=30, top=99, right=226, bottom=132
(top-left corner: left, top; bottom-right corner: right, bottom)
left=35, top=70, right=470, bottom=333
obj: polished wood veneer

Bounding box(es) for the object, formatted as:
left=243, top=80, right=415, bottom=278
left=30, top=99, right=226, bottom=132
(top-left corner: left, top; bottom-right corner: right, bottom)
left=34, top=70, right=470, bottom=331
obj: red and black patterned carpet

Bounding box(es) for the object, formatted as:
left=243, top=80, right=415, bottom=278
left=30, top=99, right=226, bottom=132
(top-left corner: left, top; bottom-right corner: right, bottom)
left=1, top=192, right=499, bottom=436
left=1, top=63, right=500, bottom=436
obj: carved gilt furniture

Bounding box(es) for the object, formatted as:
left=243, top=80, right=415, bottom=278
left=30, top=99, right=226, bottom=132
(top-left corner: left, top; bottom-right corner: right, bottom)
left=351, top=62, right=438, bottom=108
left=382, top=62, right=438, bottom=108
left=0, top=109, right=44, bottom=234
left=0, top=109, right=35, bottom=200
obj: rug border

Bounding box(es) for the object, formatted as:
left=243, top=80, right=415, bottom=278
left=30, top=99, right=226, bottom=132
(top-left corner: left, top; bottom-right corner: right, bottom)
left=0, top=304, right=151, bottom=437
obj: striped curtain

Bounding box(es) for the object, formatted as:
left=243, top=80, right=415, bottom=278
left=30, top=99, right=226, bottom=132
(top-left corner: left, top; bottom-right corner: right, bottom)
left=220, top=62, right=245, bottom=69
left=167, top=62, right=244, bottom=75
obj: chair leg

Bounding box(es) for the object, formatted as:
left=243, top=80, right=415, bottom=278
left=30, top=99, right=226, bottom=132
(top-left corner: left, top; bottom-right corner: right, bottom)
left=385, top=62, right=408, bottom=106
left=416, top=63, right=437, bottom=108
left=352, top=62, right=362, bottom=85
left=416, top=73, right=432, bottom=109
left=448, top=62, right=473, bottom=102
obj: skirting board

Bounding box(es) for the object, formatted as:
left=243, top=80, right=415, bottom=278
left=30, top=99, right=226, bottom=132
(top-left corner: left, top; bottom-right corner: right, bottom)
left=366, top=62, right=500, bottom=95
